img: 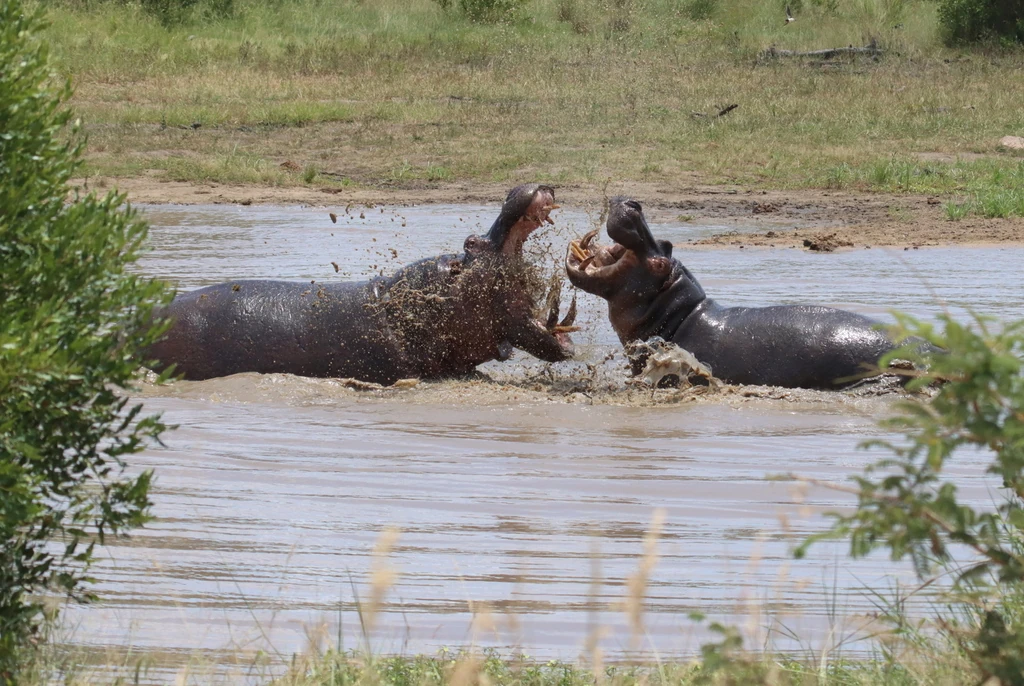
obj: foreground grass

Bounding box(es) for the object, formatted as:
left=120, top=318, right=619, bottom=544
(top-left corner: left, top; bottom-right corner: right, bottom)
left=24, top=645, right=976, bottom=686
left=35, top=0, right=1024, bottom=215
left=269, top=650, right=965, bottom=686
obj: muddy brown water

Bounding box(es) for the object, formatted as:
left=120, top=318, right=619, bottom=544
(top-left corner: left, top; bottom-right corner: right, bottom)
left=65, top=203, right=1023, bottom=679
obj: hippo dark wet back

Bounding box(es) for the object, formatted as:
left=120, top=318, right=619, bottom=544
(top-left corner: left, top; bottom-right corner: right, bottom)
left=145, top=184, right=575, bottom=385
left=565, top=196, right=907, bottom=390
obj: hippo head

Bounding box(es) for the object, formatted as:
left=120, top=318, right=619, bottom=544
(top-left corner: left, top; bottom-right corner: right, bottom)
left=566, top=197, right=706, bottom=342
left=464, top=184, right=558, bottom=256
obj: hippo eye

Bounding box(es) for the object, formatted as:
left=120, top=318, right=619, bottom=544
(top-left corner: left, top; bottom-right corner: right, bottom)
left=626, top=200, right=642, bottom=212
left=648, top=256, right=671, bottom=276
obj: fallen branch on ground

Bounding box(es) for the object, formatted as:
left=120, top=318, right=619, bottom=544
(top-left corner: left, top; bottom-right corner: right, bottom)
left=690, top=103, right=739, bottom=119
left=761, top=43, right=883, bottom=60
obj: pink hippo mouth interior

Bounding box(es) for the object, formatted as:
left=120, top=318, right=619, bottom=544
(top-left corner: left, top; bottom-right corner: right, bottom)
left=502, top=190, right=560, bottom=256
left=565, top=229, right=634, bottom=292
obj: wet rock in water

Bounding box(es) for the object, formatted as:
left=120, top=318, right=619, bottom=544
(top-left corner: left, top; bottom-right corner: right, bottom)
left=624, top=337, right=723, bottom=389
left=802, top=232, right=854, bottom=252
left=334, top=377, right=420, bottom=391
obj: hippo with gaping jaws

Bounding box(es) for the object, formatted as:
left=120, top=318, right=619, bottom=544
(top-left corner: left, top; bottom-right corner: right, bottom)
left=146, top=184, right=575, bottom=385
left=565, top=196, right=904, bottom=390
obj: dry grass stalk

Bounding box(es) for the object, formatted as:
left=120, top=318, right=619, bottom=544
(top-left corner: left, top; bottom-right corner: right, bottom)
left=583, top=537, right=608, bottom=683
left=469, top=602, right=498, bottom=645
left=364, top=525, right=401, bottom=638
left=449, top=654, right=487, bottom=686
left=625, top=508, right=666, bottom=653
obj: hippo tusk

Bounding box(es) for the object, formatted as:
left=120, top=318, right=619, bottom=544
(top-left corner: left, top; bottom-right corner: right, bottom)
left=578, top=255, right=595, bottom=272
left=545, top=272, right=562, bottom=330
left=569, top=242, right=589, bottom=263
left=579, top=229, right=599, bottom=252
left=545, top=307, right=559, bottom=331
left=558, top=291, right=577, bottom=327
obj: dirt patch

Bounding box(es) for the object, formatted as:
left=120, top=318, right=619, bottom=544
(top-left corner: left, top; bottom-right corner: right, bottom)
left=914, top=151, right=996, bottom=164
left=801, top=232, right=854, bottom=252
left=73, top=175, right=1024, bottom=249
left=671, top=188, right=1024, bottom=249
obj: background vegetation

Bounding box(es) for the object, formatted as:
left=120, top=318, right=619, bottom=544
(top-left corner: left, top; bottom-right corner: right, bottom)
left=22, top=0, right=1024, bottom=217
left=0, top=0, right=170, bottom=678
left=5, top=0, right=1024, bottom=681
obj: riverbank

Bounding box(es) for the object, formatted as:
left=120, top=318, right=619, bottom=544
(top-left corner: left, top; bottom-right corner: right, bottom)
left=40, top=0, right=1023, bottom=252
left=79, top=175, right=1024, bottom=249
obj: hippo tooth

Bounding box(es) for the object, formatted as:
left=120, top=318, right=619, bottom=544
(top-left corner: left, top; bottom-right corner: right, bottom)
left=569, top=242, right=589, bottom=263
left=558, top=292, right=577, bottom=327
left=544, top=273, right=562, bottom=330
left=579, top=229, right=600, bottom=252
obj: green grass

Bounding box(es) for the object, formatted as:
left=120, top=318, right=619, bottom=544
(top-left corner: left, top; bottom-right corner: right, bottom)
left=21, top=641, right=976, bottom=686
left=32, top=0, right=1024, bottom=213
left=813, top=157, right=1024, bottom=212
left=265, top=649, right=944, bottom=686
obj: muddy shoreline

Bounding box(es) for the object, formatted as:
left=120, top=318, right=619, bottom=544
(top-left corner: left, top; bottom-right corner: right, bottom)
left=79, top=176, right=1024, bottom=250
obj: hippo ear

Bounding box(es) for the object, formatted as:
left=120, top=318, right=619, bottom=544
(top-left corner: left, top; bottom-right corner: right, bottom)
left=658, top=240, right=673, bottom=257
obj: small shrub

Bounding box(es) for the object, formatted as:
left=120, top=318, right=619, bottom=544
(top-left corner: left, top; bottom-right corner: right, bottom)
left=556, top=0, right=591, bottom=33
left=944, top=199, right=970, bottom=220
left=683, top=0, right=718, bottom=21
left=459, top=0, right=527, bottom=23
left=824, top=163, right=853, bottom=189
left=938, top=0, right=1024, bottom=44
left=603, top=0, right=632, bottom=35
left=0, top=0, right=171, bottom=676
left=138, top=0, right=199, bottom=26
left=136, top=0, right=234, bottom=27
left=797, top=312, right=1024, bottom=682
left=809, top=0, right=839, bottom=13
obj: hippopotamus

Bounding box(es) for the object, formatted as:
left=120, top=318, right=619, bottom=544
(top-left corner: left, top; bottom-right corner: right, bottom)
left=146, top=184, right=575, bottom=385
left=565, top=196, right=905, bottom=390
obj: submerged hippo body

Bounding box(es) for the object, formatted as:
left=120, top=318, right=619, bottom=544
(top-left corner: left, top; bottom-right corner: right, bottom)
left=566, top=197, right=901, bottom=390
left=146, top=184, right=573, bottom=385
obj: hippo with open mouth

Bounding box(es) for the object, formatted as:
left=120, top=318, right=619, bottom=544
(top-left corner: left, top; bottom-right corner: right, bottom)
left=146, top=184, right=575, bottom=385
left=565, top=196, right=904, bottom=389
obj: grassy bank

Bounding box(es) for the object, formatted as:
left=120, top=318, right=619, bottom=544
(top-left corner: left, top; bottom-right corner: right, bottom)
left=34, top=0, right=1024, bottom=215
left=18, top=592, right=988, bottom=686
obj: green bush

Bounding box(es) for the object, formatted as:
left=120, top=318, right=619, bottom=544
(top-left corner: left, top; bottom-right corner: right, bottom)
left=0, top=0, right=171, bottom=678
left=798, top=312, right=1024, bottom=681
left=458, top=0, right=529, bottom=23
left=938, top=0, right=1024, bottom=44
left=137, top=0, right=235, bottom=27
left=682, top=0, right=718, bottom=21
